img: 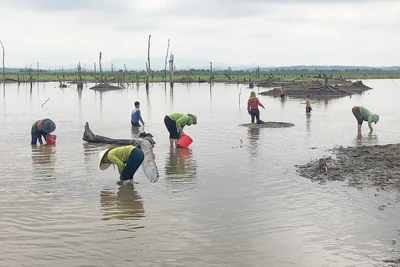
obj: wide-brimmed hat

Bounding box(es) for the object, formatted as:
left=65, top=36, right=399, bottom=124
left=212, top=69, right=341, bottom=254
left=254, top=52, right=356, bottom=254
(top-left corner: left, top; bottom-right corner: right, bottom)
left=41, top=119, right=56, bottom=133
left=99, top=148, right=113, bottom=170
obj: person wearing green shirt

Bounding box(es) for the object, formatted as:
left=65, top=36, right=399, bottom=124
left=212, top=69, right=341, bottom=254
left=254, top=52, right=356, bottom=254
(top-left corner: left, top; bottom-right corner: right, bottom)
left=352, top=106, right=379, bottom=135
left=99, top=145, right=144, bottom=185
left=164, top=112, right=197, bottom=148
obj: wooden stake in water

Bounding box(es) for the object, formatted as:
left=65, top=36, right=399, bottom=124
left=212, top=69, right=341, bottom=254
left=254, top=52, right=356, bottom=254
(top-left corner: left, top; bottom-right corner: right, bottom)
left=41, top=97, right=50, bottom=108
left=239, top=88, right=242, bottom=107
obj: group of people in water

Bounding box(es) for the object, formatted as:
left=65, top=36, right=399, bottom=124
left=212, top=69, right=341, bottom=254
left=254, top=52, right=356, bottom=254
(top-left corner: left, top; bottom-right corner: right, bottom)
left=98, top=103, right=197, bottom=185
left=247, top=86, right=378, bottom=134
left=31, top=86, right=379, bottom=186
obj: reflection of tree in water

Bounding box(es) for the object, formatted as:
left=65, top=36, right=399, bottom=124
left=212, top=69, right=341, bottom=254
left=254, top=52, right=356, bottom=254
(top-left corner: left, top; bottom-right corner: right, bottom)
left=31, top=145, right=56, bottom=180
left=164, top=148, right=197, bottom=181
left=247, top=127, right=260, bottom=158
left=169, top=83, right=174, bottom=106
left=100, top=186, right=144, bottom=221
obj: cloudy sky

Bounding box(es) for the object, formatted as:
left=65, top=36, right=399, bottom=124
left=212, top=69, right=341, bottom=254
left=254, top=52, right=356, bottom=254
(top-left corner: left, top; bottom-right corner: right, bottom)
left=0, top=0, right=399, bottom=69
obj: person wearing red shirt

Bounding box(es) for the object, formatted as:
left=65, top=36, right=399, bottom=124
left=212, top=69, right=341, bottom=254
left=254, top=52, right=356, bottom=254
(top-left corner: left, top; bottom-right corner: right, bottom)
left=247, top=91, right=265, bottom=124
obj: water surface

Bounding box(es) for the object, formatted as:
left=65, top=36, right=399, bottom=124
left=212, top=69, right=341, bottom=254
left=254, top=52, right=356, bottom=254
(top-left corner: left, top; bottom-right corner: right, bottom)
left=0, top=80, right=399, bottom=266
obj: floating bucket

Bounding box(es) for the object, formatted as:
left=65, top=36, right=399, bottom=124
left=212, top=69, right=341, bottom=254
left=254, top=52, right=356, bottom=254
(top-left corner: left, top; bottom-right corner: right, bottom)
left=176, top=133, right=193, bottom=149
left=46, top=134, right=56, bottom=145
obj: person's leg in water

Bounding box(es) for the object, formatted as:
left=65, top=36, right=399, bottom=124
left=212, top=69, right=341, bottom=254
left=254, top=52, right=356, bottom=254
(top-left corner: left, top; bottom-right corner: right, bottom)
left=165, top=116, right=179, bottom=148
left=254, top=109, right=263, bottom=124
left=250, top=109, right=257, bottom=123
left=120, top=147, right=145, bottom=185
left=352, top=106, right=363, bottom=136
left=31, top=127, right=38, bottom=145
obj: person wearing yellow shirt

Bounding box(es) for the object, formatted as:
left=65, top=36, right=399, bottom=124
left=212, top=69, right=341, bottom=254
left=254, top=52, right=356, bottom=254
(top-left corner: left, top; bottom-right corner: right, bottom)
left=164, top=112, right=197, bottom=148
left=99, top=145, right=144, bottom=185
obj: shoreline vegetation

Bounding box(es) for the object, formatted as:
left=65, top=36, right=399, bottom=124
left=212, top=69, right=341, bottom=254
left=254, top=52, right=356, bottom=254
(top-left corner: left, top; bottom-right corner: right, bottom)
left=1, top=69, right=400, bottom=94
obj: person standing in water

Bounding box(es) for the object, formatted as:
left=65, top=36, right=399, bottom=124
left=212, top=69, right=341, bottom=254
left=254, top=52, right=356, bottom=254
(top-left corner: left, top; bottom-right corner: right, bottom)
left=280, top=85, right=286, bottom=99
left=164, top=113, right=197, bottom=148
left=351, top=106, right=379, bottom=135
left=131, top=101, right=145, bottom=127
left=306, top=94, right=312, bottom=113
left=247, top=91, right=265, bottom=124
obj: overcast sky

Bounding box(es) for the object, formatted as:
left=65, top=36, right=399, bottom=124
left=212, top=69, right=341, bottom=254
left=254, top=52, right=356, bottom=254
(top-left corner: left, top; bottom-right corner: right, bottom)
left=0, top=0, right=399, bottom=69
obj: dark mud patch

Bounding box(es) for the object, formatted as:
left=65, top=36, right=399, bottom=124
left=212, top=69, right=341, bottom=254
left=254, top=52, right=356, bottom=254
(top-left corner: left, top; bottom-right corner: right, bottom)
left=383, top=258, right=400, bottom=267
left=90, top=84, right=123, bottom=91
left=296, top=143, right=400, bottom=192
left=239, top=122, right=295, bottom=128
left=259, top=80, right=371, bottom=98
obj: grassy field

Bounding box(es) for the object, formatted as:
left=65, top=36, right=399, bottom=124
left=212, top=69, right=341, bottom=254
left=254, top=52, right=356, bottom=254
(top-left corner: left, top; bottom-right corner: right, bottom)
left=2, top=69, right=400, bottom=84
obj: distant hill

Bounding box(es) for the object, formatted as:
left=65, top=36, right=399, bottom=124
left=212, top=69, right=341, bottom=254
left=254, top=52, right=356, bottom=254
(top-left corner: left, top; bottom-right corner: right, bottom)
left=2, top=60, right=400, bottom=73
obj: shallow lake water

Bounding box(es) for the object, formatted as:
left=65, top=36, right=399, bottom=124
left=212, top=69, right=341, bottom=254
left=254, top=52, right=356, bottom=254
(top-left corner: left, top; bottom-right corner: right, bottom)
left=0, top=79, right=399, bottom=267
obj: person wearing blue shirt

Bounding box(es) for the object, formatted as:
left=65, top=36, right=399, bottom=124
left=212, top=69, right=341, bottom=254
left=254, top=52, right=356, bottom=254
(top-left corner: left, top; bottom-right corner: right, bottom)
left=131, top=101, right=145, bottom=126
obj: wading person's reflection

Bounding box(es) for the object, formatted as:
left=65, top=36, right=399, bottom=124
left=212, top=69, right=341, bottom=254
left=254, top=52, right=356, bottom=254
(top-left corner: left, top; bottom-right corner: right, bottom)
left=247, top=127, right=260, bottom=158
left=100, top=186, right=144, bottom=221
left=164, top=148, right=196, bottom=179
left=31, top=145, right=56, bottom=179
left=306, top=113, right=311, bottom=132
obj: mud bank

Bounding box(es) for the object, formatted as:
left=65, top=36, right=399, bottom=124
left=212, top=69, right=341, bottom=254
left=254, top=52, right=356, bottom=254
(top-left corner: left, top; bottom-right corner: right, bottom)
left=259, top=80, right=371, bottom=97
left=239, top=122, right=294, bottom=128
left=297, top=143, right=400, bottom=192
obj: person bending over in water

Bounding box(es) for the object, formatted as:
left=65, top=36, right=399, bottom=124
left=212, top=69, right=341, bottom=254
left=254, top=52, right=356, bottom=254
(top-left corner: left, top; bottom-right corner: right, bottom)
left=351, top=106, right=379, bottom=136
left=31, top=118, right=56, bottom=145
left=164, top=113, right=197, bottom=148
left=99, top=145, right=144, bottom=185
left=247, top=91, right=265, bottom=124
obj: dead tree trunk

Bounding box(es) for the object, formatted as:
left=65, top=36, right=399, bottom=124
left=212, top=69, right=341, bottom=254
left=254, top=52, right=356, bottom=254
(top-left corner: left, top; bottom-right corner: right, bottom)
left=94, top=62, right=96, bottom=74
left=59, top=67, right=67, bottom=88
left=82, top=122, right=159, bottom=183
left=308, top=73, right=349, bottom=94
left=164, top=38, right=170, bottom=82
left=210, top=62, right=213, bottom=83
left=145, top=34, right=152, bottom=89
left=0, top=40, right=4, bottom=82
left=169, top=53, right=175, bottom=85
left=77, top=62, right=83, bottom=89
left=99, top=52, right=103, bottom=81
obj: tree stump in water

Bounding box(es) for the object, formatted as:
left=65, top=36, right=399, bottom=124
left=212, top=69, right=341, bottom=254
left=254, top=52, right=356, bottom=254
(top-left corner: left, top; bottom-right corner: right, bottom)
left=82, top=122, right=159, bottom=183
left=308, top=74, right=349, bottom=95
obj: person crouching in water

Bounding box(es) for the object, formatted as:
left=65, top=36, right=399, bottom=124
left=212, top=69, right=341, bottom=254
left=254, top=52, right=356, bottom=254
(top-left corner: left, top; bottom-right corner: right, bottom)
left=306, top=94, right=312, bottom=113
left=31, top=118, right=56, bottom=145
left=164, top=113, right=197, bottom=148
left=99, top=145, right=144, bottom=185
left=247, top=91, right=265, bottom=124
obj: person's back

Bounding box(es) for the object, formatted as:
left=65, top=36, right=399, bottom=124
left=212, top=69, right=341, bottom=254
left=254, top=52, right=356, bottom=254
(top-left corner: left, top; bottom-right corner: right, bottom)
left=131, top=101, right=144, bottom=126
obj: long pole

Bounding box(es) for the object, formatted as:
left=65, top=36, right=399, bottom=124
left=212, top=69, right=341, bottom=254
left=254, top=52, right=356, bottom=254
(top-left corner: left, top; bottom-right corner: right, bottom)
left=0, top=40, right=5, bottom=82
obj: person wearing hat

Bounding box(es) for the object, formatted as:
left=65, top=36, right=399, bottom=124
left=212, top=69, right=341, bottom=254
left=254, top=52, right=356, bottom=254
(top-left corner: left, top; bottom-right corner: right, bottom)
left=131, top=101, right=145, bottom=127
left=31, top=118, right=56, bottom=145
left=99, top=145, right=144, bottom=185
left=352, top=106, right=379, bottom=135
left=164, top=113, right=197, bottom=148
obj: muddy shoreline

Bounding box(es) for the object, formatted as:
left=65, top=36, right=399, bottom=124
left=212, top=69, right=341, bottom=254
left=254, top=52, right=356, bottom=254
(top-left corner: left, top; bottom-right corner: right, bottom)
left=258, top=80, right=371, bottom=97
left=297, top=143, right=400, bottom=193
